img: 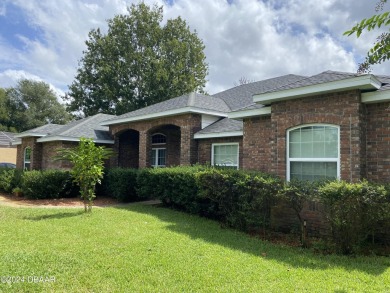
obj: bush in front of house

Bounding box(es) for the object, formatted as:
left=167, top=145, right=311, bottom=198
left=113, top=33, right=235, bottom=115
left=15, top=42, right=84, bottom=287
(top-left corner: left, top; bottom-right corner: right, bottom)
left=137, top=165, right=218, bottom=216
left=196, top=168, right=281, bottom=231
left=318, top=180, right=390, bottom=254
left=0, top=168, right=24, bottom=193
left=104, top=168, right=139, bottom=202
left=21, top=170, right=75, bottom=199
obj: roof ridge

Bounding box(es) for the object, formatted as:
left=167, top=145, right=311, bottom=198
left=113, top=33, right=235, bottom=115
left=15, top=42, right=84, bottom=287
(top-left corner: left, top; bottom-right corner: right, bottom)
left=2, top=131, right=13, bottom=141
left=59, top=115, right=99, bottom=136
left=262, top=75, right=310, bottom=94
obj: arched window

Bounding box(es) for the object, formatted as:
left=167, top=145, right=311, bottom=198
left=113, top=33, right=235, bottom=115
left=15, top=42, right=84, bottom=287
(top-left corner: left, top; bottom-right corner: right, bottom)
left=24, top=147, right=32, bottom=170
left=151, top=133, right=166, bottom=167
left=151, top=133, right=166, bottom=144
left=287, top=124, right=339, bottom=181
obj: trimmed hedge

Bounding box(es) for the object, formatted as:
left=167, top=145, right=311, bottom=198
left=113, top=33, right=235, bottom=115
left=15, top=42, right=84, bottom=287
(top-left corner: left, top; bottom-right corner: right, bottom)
left=137, top=165, right=218, bottom=216
left=196, top=168, right=281, bottom=231
left=22, top=170, right=76, bottom=199
left=104, top=168, right=139, bottom=202
left=0, top=168, right=23, bottom=193
left=318, top=180, right=390, bottom=254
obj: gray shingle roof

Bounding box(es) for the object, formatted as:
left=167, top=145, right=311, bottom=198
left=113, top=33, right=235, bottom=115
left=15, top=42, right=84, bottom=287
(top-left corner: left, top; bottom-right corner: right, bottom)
left=44, top=113, right=114, bottom=141
left=265, top=71, right=365, bottom=93
left=0, top=131, right=19, bottom=147
left=103, top=92, right=230, bottom=124
left=376, top=75, right=390, bottom=91
left=18, top=124, right=63, bottom=136
left=196, top=118, right=243, bottom=134
left=213, top=74, right=306, bottom=111
left=17, top=114, right=114, bottom=142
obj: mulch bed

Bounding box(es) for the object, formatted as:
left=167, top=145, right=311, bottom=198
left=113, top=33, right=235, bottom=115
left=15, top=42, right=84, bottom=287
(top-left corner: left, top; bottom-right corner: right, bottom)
left=0, top=192, right=120, bottom=207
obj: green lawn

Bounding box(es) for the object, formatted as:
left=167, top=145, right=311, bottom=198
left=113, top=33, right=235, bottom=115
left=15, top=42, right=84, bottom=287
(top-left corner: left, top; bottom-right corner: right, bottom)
left=0, top=204, right=389, bottom=292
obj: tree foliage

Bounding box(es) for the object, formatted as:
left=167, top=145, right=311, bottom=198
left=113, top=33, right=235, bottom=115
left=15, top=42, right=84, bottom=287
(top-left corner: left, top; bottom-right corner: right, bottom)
left=0, top=79, right=71, bottom=132
left=344, top=0, right=390, bottom=73
left=66, top=3, right=208, bottom=117
left=55, top=138, right=114, bottom=212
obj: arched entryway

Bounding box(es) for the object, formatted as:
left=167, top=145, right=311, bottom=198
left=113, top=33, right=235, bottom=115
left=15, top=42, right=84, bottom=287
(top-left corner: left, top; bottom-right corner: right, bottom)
left=148, top=125, right=181, bottom=167
left=117, top=129, right=140, bottom=168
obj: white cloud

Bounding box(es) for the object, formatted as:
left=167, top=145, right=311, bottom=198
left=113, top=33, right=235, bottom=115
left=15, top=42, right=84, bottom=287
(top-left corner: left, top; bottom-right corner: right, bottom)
left=0, top=0, right=388, bottom=97
left=0, top=69, right=65, bottom=100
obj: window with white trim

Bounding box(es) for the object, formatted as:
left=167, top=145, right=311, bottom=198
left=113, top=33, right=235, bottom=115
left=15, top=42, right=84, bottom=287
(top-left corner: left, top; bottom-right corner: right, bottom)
left=151, top=133, right=166, bottom=167
left=24, top=147, right=31, bottom=170
left=287, top=125, right=339, bottom=181
left=212, top=143, right=239, bottom=169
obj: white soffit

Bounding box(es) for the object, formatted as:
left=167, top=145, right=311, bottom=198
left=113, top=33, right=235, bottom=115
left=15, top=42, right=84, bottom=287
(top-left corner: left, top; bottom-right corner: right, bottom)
left=253, top=75, right=382, bottom=104
left=228, top=107, right=271, bottom=120
left=101, top=107, right=228, bottom=126
left=37, top=135, right=114, bottom=144
left=194, top=131, right=243, bottom=139
left=361, top=90, right=390, bottom=104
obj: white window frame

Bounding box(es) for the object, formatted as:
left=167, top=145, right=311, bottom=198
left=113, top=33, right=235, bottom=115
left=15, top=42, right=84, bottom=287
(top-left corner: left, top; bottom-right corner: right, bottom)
left=151, top=133, right=167, bottom=145
left=151, top=148, right=166, bottom=167
left=211, top=143, right=239, bottom=169
left=24, top=147, right=31, bottom=170
left=286, top=124, right=340, bottom=181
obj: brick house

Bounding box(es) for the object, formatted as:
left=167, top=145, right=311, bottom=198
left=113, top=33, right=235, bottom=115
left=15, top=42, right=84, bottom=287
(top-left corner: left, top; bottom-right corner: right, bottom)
left=14, top=70, right=390, bottom=183
left=14, top=114, right=114, bottom=170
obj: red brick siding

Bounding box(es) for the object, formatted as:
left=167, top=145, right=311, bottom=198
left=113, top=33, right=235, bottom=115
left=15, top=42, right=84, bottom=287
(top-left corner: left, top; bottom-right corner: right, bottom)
left=243, top=90, right=364, bottom=181
left=365, top=102, right=390, bottom=182
left=243, top=116, right=273, bottom=172
left=16, top=137, right=42, bottom=170
left=110, top=114, right=201, bottom=168
left=197, top=137, right=243, bottom=167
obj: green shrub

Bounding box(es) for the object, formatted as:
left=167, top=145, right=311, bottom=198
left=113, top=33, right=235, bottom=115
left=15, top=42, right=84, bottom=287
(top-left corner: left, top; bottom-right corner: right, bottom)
left=196, top=168, right=281, bottom=231
left=104, top=168, right=139, bottom=202
left=137, top=166, right=217, bottom=216
left=318, top=180, right=390, bottom=254
left=0, top=168, right=24, bottom=193
left=22, top=170, right=74, bottom=199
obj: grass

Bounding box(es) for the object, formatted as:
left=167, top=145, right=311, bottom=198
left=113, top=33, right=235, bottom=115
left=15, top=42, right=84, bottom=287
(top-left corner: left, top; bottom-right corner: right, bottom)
left=0, top=204, right=389, bottom=292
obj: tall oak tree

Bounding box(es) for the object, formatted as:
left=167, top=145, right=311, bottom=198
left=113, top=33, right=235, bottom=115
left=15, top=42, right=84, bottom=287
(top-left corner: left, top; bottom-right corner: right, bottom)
left=66, top=3, right=208, bottom=116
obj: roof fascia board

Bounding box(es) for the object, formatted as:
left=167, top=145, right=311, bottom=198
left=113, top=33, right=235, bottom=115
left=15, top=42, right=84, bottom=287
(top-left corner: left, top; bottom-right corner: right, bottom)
left=361, top=90, right=390, bottom=104
left=14, top=133, right=47, bottom=138
left=228, top=107, right=271, bottom=120
left=37, top=136, right=114, bottom=144
left=101, top=107, right=228, bottom=126
left=253, top=75, right=382, bottom=104
left=194, top=131, right=243, bottom=139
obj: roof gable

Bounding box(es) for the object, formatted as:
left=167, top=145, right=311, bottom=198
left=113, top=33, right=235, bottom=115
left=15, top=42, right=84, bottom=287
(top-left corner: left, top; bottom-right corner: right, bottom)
left=101, top=93, right=230, bottom=126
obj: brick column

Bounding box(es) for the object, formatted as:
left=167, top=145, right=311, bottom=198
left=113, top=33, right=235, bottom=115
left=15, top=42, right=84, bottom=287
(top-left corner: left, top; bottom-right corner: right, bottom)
left=180, top=126, right=198, bottom=165
left=139, top=130, right=149, bottom=168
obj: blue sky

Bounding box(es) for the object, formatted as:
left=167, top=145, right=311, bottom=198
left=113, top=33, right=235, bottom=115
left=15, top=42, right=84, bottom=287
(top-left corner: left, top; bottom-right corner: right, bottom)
left=0, top=0, right=388, bottom=97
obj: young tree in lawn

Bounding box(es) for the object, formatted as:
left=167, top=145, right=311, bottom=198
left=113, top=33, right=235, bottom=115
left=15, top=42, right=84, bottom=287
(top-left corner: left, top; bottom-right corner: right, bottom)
left=344, top=0, right=390, bottom=73
left=66, top=2, right=208, bottom=117
left=56, top=138, right=113, bottom=212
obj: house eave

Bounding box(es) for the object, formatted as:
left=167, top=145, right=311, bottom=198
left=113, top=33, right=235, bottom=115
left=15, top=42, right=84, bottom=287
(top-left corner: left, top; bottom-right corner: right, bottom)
left=194, top=131, right=243, bottom=139
left=14, top=133, right=47, bottom=138
left=361, top=89, right=390, bottom=104
left=37, top=135, right=114, bottom=144
left=228, top=107, right=271, bottom=120
left=253, top=74, right=382, bottom=104
left=101, top=107, right=228, bottom=126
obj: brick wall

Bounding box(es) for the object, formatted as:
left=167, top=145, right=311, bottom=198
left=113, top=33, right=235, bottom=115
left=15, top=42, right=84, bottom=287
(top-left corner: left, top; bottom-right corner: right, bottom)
left=243, top=116, right=273, bottom=172
left=365, top=102, right=390, bottom=182
left=243, top=90, right=364, bottom=181
left=110, top=113, right=202, bottom=168
left=197, top=137, right=243, bottom=167
left=16, top=137, right=42, bottom=170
